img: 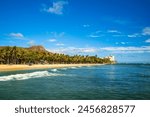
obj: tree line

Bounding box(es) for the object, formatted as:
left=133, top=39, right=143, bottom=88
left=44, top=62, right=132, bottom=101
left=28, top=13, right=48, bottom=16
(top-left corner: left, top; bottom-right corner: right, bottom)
left=0, top=46, right=113, bottom=64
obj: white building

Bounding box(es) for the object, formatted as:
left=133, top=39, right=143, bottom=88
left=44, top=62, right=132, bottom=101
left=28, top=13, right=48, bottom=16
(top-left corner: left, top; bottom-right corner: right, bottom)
left=105, top=55, right=115, bottom=62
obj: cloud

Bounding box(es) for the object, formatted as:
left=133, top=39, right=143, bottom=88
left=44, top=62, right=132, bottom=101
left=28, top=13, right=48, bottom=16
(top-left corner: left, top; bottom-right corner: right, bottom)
left=77, top=48, right=98, bottom=53
left=115, top=42, right=127, bottom=45
left=145, top=39, right=150, bottom=43
left=126, top=27, right=150, bottom=38
left=89, top=30, right=123, bottom=38
left=142, top=27, right=150, bottom=35
left=128, top=33, right=140, bottom=38
left=27, top=40, right=35, bottom=46
left=121, top=42, right=126, bottom=45
left=48, top=47, right=99, bottom=54
left=56, top=43, right=64, bottom=46
left=127, top=27, right=150, bottom=38
left=89, top=30, right=103, bottom=38
left=89, top=35, right=101, bottom=38
left=101, top=46, right=150, bottom=53
left=9, top=33, right=24, bottom=38
left=48, top=46, right=150, bottom=55
left=107, top=30, right=121, bottom=33
left=83, top=24, right=90, bottom=28
left=48, top=39, right=57, bottom=42
left=43, top=1, right=68, bottom=15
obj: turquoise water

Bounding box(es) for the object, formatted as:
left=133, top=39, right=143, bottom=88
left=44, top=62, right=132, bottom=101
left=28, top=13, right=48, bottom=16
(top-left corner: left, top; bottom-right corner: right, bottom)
left=0, top=64, right=150, bottom=100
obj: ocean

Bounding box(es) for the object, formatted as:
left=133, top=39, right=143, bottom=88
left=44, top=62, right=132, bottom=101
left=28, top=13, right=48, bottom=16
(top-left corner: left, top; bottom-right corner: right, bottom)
left=0, top=64, right=150, bottom=100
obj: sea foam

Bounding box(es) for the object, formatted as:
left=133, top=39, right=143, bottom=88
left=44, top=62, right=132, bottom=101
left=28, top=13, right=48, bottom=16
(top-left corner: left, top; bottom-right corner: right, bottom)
left=51, top=69, right=58, bottom=72
left=70, top=67, right=77, bottom=69
left=0, top=71, right=64, bottom=81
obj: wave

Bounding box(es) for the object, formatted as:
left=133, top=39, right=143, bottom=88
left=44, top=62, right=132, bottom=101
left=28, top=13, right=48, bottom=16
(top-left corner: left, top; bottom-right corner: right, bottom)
left=60, top=68, right=68, bottom=70
left=70, top=67, right=77, bottom=69
left=0, top=71, right=65, bottom=81
left=51, top=69, right=58, bottom=72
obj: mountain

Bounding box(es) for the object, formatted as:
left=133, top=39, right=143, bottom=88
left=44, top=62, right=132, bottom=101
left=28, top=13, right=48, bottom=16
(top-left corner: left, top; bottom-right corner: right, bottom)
left=28, top=45, right=46, bottom=52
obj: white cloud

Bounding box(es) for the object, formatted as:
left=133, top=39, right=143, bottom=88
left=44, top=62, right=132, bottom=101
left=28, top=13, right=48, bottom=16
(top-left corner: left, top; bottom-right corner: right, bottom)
left=27, top=40, right=35, bottom=46
left=48, top=47, right=99, bottom=54
left=142, top=27, right=150, bottom=35
left=128, top=33, right=140, bottom=38
left=78, top=48, right=98, bottom=53
left=48, top=46, right=150, bottom=55
left=83, top=24, right=90, bottom=28
left=145, top=39, right=150, bottom=43
left=121, top=42, right=126, bottom=45
left=115, top=42, right=127, bottom=45
left=43, top=1, right=68, bottom=15
left=89, top=30, right=103, bottom=38
left=101, top=46, right=150, bottom=53
left=56, top=43, right=64, bottom=46
left=128, top=35, right=136, bottom=38
left=48, top=39, right=57, bottom=42
left=107, top=30, right=120, bottom=33
left=89, top=30, right=122, bottom=38
left=9, top=33, right=24, bottom=38
left=89, top=35, right=101, bottom=38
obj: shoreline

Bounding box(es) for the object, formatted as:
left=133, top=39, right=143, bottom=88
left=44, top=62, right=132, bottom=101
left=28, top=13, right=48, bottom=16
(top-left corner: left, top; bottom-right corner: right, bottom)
left=0, top=64, right=104, bottom=72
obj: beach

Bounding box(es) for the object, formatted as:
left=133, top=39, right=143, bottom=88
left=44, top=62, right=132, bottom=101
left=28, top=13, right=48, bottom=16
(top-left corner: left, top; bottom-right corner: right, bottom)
left=0, top=64, right=103, bottom=72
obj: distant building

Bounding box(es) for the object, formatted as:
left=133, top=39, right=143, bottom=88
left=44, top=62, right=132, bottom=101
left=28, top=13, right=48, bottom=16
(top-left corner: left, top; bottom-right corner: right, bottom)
left=104, top=55, right=115, bottom=62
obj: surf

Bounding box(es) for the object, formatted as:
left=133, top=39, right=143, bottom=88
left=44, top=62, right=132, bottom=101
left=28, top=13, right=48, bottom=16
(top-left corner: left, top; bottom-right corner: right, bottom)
left=0, top=71, right=65, bottom=81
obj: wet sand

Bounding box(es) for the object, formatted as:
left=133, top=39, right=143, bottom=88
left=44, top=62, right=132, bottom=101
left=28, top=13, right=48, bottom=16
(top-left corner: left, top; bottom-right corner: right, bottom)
left=0, top=64, right=103, bottom=72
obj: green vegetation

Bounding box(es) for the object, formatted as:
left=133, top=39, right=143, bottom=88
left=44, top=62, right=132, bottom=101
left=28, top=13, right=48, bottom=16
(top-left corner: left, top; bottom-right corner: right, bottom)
left=0, top=46, right=113, bottom=64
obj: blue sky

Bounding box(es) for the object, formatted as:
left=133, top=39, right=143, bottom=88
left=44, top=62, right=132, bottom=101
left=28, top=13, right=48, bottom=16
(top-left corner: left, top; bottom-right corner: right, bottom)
left=0, top=0, right=150, bottom=63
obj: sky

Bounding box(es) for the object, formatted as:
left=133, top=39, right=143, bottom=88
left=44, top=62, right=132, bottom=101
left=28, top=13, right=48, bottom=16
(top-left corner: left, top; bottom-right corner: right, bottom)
left=0, top=0, right=150, bottom=63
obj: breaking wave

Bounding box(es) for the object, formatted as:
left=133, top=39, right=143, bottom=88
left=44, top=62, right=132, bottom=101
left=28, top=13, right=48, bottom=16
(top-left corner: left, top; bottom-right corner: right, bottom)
left=51, top=69, right=58, bottom=72
left=70, top=67, right=77, bottom=69
left=0, top=71, right=65, bottom=81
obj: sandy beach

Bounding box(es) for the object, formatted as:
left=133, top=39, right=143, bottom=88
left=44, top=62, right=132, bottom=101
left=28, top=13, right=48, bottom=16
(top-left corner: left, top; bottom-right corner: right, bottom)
left=0, top=64, right=103, bottom=72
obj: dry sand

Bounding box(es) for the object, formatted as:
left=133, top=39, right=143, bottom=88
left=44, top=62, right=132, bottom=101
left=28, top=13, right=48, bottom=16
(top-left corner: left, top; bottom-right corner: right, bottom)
left=0, top=64, right=103, bottom=72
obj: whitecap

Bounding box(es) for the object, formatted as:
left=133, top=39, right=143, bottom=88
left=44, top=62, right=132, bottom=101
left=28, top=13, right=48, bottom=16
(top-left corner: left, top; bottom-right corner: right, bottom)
left=0, top=71, right=65, bottom=81
left=51, top=69, right=58, bottom=72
